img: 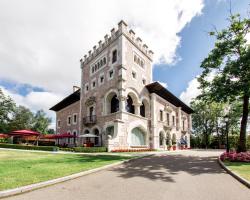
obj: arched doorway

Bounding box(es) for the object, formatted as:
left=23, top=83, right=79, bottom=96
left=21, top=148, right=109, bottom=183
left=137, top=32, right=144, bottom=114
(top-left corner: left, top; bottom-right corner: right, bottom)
left=93, top=128, right=100, bottom=146
left=130, top=127, right=146, bottom=146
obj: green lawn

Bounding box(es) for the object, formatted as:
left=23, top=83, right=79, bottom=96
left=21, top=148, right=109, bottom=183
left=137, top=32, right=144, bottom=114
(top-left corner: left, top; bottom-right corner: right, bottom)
left=224, top=161, right=250, bottom=181
left=0, top=149, right=132, bottom=191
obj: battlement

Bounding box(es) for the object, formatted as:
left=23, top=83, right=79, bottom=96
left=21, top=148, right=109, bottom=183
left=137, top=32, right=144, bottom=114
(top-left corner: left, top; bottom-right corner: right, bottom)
left=80, top=20, right=154, bottom=65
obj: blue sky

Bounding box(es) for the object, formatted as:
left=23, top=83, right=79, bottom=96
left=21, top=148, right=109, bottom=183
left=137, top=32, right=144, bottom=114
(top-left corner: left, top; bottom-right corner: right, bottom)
left=0, top=0, right=249, bottom=128
left=154, top=0, right=249, bottom=97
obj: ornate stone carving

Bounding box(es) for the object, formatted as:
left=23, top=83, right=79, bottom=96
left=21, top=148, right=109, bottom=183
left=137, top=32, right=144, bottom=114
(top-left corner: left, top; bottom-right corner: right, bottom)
left=164, top=104, right=173, bottom=113
left=85, top=96, right=96, bottom=106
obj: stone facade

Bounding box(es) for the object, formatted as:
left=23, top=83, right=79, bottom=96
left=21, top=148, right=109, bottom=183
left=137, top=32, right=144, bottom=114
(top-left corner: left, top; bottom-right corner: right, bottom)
left=51, top=20, right=193, bottom=151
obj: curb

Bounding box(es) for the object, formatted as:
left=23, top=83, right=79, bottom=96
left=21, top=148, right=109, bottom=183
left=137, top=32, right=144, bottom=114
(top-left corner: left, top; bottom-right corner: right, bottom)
left=0, top=154, right=153, bottom=199
left=217, top=156, right=250, bottom=189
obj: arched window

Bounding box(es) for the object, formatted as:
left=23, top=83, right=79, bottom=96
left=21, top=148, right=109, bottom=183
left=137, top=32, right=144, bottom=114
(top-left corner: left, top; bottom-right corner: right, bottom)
left=140, top=102, right=145, bottom=117
left=103, top=57, right=106, bottom=65
left=166, top=132, right=171, bottom=145
left=111, top=95, right=119, bottom=113
left=84, top=129, right=90, bottom=134
left=131, top=127, right=146, bottom=146
left=126, top=95, right=134, bottom=114
left=100, top=59, right=103, bottom=66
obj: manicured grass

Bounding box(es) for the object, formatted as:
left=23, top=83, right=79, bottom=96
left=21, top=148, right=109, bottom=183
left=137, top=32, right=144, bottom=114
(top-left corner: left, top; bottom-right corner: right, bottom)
left=224, top=161, right=250, bottom=181
left=0, top=149, right=132, bottom=191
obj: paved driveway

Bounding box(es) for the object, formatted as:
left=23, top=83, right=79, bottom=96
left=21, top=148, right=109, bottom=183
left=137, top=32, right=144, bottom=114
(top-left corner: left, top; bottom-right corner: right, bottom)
left=3, top=150, right=250, bottom=200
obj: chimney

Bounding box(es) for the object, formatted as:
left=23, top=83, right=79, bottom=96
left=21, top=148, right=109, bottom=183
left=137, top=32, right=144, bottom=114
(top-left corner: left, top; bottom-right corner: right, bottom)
left=73, top=86, right=80, bottom=92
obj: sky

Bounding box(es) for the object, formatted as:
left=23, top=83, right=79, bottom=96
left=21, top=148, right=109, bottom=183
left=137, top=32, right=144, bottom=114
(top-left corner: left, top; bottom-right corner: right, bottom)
left=0, top=0, right=249, bottom=129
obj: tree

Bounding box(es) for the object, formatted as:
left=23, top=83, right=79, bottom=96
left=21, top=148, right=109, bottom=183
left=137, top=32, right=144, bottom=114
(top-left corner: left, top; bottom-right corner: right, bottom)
left=8, top=105, right=34, bottom=131
left=0, top=89, right=16, bottom=132
left=198, top=13, right=250, bottom=152
left=191, top=100, right=220, bottom=148
left=32, top=110, right=51, bottom=134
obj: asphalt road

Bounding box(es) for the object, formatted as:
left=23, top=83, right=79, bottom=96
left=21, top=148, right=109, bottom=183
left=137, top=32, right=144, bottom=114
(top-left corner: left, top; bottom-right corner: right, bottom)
left=3, top=150, right=250, bottom=200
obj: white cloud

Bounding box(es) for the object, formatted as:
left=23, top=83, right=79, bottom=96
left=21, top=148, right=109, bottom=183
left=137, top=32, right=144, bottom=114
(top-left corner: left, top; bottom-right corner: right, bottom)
left=157, top=81, right=168, bottom=88
left=1, top=86, right=63, bottom=129
left=0, top=0, right=204, bottom=95
left=180, top=78, right=201, bottom=105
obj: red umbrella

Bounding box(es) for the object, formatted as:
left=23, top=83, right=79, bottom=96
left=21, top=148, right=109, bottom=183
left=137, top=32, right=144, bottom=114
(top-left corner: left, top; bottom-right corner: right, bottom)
left=54, top=133, right=77, bottom=139
left=9, top=130, right=40, bottom=136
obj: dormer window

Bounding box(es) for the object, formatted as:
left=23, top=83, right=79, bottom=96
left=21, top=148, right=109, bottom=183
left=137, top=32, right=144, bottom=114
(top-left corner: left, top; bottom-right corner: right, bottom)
left=112, top=50, right=117, bottom=63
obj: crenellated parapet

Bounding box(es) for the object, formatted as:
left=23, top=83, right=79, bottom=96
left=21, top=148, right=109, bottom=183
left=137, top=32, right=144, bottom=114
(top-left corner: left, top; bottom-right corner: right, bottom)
left=80, top=20, right=154, bottom=66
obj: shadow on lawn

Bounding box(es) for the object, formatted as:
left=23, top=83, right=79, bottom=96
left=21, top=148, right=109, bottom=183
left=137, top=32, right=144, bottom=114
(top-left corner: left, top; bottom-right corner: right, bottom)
left=109, top=154, right=225, bottom=183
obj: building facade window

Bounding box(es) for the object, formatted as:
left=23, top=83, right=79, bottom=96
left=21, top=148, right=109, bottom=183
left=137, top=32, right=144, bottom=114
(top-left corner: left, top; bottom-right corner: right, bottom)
left=85, top=83, right=89, bottom=93
left=166, top=113, right=170, bottom=126
left=160, top=110, right=163, bottom=121
left=172, top=116, right=175, bottom=126
left=109, top=69, right=114, bottom=79
left=142, top=79, right=146, bottom=85
left=67, top=116, right=71, bottom=125
left=132, top=71, right=136, bottom=79
left=73, top=114, right=77, bottom=124
left=57, top=120, right=61, bottom=128
left=90, top=56, right=107, bottom=75
left=133, top=52, right=145, bottom=68
left=112, top=50, right=117, bottom=63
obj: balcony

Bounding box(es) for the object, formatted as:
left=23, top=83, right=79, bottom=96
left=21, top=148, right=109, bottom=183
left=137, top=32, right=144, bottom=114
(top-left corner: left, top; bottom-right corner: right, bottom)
left=83, top=115, right=97, bottom=125
left=163, top=122, right=174, bottom=131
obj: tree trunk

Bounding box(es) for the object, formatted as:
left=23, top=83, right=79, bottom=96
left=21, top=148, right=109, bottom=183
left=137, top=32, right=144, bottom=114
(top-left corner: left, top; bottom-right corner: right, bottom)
left=237, top=95, right=249, bottom=152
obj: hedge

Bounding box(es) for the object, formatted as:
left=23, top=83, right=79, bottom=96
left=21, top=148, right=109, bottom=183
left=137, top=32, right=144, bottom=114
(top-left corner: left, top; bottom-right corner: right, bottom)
left=73, top=147, right=107, bottom=153
left=0, top=143, right=59, bottom=151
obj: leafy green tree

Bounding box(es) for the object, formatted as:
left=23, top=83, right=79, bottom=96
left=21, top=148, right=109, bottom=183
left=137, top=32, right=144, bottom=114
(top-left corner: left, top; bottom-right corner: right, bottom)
left=0, top=89, right=16, bottom=132
left=8, top=105, right=34, bottom=131
left=191, top=100, right=220, bottom=148
left=32, top=110, right=51, bottom=134
left=198, top=14, right=250, bottom=152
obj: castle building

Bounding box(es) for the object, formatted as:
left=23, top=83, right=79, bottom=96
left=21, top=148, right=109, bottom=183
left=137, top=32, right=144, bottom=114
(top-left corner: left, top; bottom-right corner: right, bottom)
left=50, top=20, right=193, bottom=151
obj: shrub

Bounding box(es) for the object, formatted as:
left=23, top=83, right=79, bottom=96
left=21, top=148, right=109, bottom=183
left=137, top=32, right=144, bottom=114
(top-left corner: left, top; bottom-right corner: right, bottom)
left=220, top=152, right=250, bottom=163
left=73, top=147, right=107, bottom=153
left=59, top=147, right=74, bottom=152
left=111, top=148, right=155, bottom=153
left=0, top=143, right=58, bottom=151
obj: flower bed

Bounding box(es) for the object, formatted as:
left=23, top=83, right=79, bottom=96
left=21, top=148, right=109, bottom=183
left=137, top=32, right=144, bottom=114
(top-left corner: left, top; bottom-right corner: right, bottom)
left=220, top=152, right=250, bottom=162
